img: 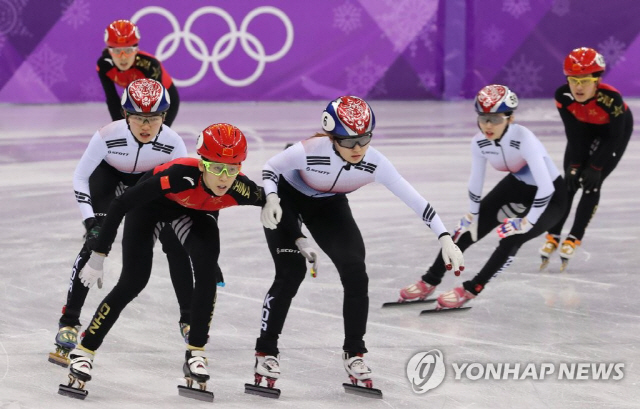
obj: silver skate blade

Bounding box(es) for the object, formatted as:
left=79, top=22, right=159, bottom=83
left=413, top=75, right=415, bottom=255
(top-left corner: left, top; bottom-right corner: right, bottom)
left=177, top=385, right=214, bottom=402
left=342, top=383, right=383, bottom=399
left=58, top=384, right=88, bottom=400
left=420, top=306, right=471, bottom=315
left=48, top=353, right=70, bottom=368
left=382, top=299, right=436, bottom=308
left=244, top=383, right=281, bottom=399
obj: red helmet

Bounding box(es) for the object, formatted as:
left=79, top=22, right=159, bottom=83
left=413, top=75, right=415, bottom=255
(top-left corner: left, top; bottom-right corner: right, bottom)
left=474, top=84, right=518, bottom=113
left=121, top=79, right=170, bottom=114
left=196, top=124, right=247, bottom=164
left=563, top=47, right=606, bottom=76
left=104, top=20, right=140, bottom=48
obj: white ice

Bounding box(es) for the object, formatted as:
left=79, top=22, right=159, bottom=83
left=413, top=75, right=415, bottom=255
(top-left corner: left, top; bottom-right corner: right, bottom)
left=0, top=99, right=639, bottom=408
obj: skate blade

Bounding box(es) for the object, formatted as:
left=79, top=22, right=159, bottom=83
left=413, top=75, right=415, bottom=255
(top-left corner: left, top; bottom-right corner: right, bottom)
left=58, top=384, right=88, bottom=400
left=177, top=385, right=214, bottom=402
left=382, top=299, right=436, bottom=308
left=420, top=306, right=471, bottom=315
left=560, top=259, right=569, bottom=272
left=48, top=352, right=70, bottom=368
left=540, top=257, right=550, bottom=271
left=244, top=383, right=281, bottom=399
left=342, top=383, right=383, bottom=399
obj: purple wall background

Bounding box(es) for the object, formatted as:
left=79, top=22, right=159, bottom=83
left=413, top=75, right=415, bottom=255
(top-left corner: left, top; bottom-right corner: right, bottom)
left=1, top=0, right=639, bottom=103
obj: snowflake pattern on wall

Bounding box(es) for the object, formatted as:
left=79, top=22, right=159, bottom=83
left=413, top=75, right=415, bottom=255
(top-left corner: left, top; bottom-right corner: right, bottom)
left=502, top=0, right=531, bottom=19
left=598, top=36, right=626, bottom=68
left=0, top=0, right=30, bottom=37
left=61, top=0, right=90, bottom=29
left=503, top=54, right=542, bottom=96
left=80, top=78, right=103, bottom=100
left=28, top=44, right=68, bottom=87
left=345, top=55, right=387, bottom=97
left=333, top=0, right=362, bottom=34
left=550, top=0, right=570, bottom=16
left=418, top=70, right=437, bottom=92
left=377, top=0, right=436, bottom=52
left=483, top=25, right=504, bottom=51
left=408, top=20, right=437, bottom=58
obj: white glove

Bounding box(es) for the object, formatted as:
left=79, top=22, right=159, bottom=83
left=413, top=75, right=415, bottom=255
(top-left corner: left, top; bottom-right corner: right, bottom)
left=295, top=237, right=318, bottom=278
left=261, top=193, right=282, bottom=230
left=79, top=252, right=106, bottom=289
left=497, top=217, right=533, bottom=238
left=452, top=213, right=478, bottom=243
left=439, top=234, right=464, bottom=276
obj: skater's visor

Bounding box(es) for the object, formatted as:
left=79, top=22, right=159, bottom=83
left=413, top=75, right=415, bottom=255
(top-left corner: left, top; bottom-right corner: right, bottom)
left=334, top=133, right=372, bottom=149
left=477, top=114, right=509, bottom=125
left=108, top=46, right=138, bottom=56
left=566, top=76, right=599, bottom=87
left=202, top=160, right=241, bottom=177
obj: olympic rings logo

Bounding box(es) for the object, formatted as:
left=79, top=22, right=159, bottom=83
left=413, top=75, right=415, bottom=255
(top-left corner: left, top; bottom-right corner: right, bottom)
left=130, top=6, right=294, bottom=87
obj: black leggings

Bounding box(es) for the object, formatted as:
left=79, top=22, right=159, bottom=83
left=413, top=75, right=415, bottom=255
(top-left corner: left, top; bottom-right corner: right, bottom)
left=80, top=205, right=222, bottom=351
left=256, top=179, right=368, bottom=356
left=60, top=162, right=193, bottom=327
left=422, top=175, right=567, bottom=294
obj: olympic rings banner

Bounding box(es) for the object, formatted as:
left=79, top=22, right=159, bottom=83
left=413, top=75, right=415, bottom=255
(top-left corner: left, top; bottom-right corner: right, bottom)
left=1, top=0, right=640, bottom=103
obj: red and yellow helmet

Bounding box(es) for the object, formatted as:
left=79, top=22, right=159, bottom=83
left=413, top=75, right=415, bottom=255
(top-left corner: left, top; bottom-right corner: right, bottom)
left=563, top=47, right=606, bottom=76
left=104, top=20, right=140, bottom=48
left=196, top=124, right=247, bottom=164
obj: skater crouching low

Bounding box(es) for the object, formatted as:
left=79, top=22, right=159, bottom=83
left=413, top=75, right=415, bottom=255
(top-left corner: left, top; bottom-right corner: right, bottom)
left=399, top=85, right=568, bottom=310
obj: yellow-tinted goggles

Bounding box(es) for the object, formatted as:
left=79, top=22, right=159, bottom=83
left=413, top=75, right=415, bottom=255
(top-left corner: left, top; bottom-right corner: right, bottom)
left=202, top=160, right=241, bottom=176
left=567, top=76, right=599, bottom=87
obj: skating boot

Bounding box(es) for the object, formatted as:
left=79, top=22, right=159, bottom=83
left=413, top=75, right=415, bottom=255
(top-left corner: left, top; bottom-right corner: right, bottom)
left=58, top=346, right=94, bottom=399
left=178, top=349, right=213, bottom=401
left=559, top=238, right=580, bottom=272
left=244, top=353, right=281, bottom=398
left=48, top=323, right=80, bottom=367
left=342, top=352, right=382, bottom=398
left=435, top=286, right=475, bottom=310
left=179, top=322, right=190, bottom=343
left=397, top=280, right=436, bottom=303
left=539, top=234, right=559, bottom=270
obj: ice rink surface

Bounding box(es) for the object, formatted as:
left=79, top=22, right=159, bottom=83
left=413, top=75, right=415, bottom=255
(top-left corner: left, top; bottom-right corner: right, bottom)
left=0, top=99, right=638, bottom=408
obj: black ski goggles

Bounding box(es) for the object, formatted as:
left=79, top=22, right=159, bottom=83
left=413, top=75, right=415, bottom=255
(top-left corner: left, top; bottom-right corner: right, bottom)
left=334, top=132, right=372, bottom=149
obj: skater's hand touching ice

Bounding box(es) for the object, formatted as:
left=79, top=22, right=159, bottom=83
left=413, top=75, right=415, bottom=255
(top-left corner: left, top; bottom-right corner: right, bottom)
left=497, top=217, right=532, bottom=238
left=261, top=193, right=282, bottom=230
left=439, top=234, right=464, bottom=276
left=79, top=252, right=106, bottom=289
left=452, top=213, right=477, bottom=243
left=295, top=237, right=318, bottom=277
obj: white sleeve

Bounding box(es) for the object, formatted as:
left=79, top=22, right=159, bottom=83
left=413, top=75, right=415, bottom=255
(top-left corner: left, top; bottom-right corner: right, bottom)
left=72, top=130, right=108, bottom=220
left=170, top=135, right=188, bottom=159
left=262, top=142, right=307, bottom=196
left=375, top=156, right=447, bottom=237
left=467, top=141, right=487, bottom=215
left=521, top=138, right=555, bottom=225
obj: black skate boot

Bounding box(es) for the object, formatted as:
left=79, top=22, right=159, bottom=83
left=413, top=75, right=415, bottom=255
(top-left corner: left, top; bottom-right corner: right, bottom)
left=178, top=349, right=214, bottom=402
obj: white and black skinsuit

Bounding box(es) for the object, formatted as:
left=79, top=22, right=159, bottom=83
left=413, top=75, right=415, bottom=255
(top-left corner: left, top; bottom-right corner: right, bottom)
left=420, top=123, right=568, bottom=294
left=256, top=136, right=449, bottom=356
left=60, top=119, right=193, bottom=329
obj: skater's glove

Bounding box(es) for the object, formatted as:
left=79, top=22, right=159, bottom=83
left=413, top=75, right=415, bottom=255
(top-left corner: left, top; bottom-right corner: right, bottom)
left=79, top=252, right=105, bottom=289
left=439, top=233, right=464, bottom=276
left=452, top=213, right=478, bottom=243
left=579, top=165, right=602, bottom=194
left=295, top=237, right=318, bottom=278
left=83, top=217, right=101, bottom=251
left=497, top=217, right=533, bottom=238
left=261, top=193, right=282, bottom=230
left=565, top=165, right=581, bottom=193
